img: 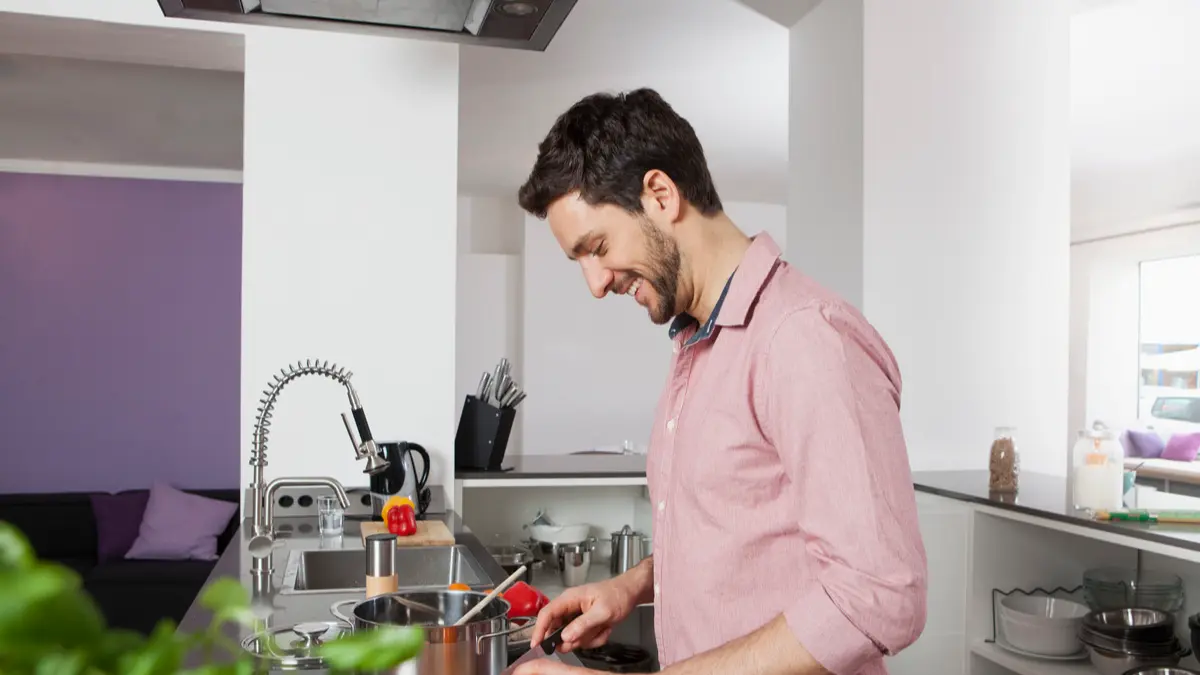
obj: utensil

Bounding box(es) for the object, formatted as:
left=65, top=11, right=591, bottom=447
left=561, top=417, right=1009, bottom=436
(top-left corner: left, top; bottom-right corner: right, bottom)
left=1083, top=607, right=1177, bottom=643
left=609, top=525, right=646, bottom=575
left=455, top=565, right=527, bottom=626
left=558, top=541, right=593, bottom=587
left=487, top=543, right=540, bottom=584
left=501, top=613, right=580, bottom=675
left=996, top=595, right=1089, bottom=656
left=331, top=590, right=529, bottom=675
left=241, top=621, right=347, bottom=670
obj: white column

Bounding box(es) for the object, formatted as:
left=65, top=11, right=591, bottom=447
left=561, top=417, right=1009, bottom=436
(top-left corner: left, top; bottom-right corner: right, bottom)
left=241, top=29, right=460, bottom=495
left=788, top=0, right=1071, bottom=475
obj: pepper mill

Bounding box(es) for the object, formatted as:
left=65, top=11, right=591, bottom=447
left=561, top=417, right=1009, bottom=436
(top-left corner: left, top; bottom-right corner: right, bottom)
left=365, top=533, right=398, bottom=598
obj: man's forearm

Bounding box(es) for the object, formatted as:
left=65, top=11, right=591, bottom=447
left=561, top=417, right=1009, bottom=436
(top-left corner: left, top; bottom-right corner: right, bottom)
left=614, top=554, right=655, bottom=606
left=662, top=615, right=828, bottom=675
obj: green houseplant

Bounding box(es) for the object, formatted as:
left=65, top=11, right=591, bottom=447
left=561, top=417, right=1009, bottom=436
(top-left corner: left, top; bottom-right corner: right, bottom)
left=0, top=522, right=424, bottom=674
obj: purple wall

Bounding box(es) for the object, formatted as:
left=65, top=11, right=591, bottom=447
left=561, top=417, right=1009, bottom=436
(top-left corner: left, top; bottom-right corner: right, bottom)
left=0, top=172, right=242, bottom=493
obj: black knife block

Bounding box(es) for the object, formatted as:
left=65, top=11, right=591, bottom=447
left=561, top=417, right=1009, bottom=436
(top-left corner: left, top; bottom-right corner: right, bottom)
left=454, top=395, right=517, bottom=471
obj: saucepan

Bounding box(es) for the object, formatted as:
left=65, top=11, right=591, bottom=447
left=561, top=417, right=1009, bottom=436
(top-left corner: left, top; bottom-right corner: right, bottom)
left=331, top=590, right=531, bottom=675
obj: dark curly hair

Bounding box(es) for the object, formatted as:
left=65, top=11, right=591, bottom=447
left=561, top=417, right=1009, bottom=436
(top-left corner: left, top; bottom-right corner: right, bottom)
left=517, top=88, right=724, bottom=219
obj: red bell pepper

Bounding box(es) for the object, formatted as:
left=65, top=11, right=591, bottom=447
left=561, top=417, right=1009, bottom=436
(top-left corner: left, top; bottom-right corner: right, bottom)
left=502, top=581, right=549, bottom=619
left=387, top=504, right=417, bottom=536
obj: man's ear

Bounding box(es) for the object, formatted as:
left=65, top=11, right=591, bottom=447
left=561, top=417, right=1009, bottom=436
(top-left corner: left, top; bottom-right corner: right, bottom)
left=641, top=169, right=683, bottom=223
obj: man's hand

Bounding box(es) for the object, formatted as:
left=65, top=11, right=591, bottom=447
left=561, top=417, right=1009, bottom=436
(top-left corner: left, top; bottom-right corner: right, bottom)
left=527, top=573, right=642, bottom=654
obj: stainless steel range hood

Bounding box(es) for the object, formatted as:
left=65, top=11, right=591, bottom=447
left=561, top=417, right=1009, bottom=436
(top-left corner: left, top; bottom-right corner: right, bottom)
left=156, top=0, right=577, bottom=51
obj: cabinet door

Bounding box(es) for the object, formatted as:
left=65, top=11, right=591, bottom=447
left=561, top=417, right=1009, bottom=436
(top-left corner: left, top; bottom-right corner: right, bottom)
left=886, top=493, right=970, bottom=675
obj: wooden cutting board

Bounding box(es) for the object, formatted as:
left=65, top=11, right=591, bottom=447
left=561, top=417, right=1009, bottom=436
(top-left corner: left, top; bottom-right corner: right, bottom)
left=360, top=519, right=456, bottom=546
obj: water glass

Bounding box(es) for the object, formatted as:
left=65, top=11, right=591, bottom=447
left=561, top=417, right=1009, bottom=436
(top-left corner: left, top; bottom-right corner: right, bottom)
left=317, top=495, right=344, bottom=537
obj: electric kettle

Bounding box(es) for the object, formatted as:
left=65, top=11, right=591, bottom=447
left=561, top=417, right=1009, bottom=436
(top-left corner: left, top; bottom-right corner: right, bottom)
left=370, top=441, right=432, bottom=517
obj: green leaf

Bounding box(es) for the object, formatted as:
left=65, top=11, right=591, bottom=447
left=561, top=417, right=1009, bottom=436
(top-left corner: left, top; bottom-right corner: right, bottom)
left=199, top=579, right=250, bottom=615
left=0, top=522, right=35, bottom=571
left=317, top=626, right=424, bottom=672
left=0, top=563, right=105, bottom=662
left=91, top=629, right=148, bottom=673
left=34, top=650, right=87, bottom=675
left=117, top=620, right=185, bottom=675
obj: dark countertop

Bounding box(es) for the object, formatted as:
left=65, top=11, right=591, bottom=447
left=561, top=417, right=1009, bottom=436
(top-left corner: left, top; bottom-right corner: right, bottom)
left=457, top=452, right=649, bottom=479
left=913, top=470, right=1200, bottom=553
left=178, top=509, right=583, bottom=670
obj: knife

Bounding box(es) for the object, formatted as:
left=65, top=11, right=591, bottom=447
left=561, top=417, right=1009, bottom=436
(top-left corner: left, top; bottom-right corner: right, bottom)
left=501, top=614, right=580, bottom=674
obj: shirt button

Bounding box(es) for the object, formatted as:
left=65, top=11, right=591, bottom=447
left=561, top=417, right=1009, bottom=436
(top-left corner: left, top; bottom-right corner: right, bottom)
left=658, top=500, right=665, bottom=512
left=666, top=418, right=676, bottom=432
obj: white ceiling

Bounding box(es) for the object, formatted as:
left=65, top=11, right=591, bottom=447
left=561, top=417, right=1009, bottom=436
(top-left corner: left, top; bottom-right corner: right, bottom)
left=457, top=0, right=790, bottom=204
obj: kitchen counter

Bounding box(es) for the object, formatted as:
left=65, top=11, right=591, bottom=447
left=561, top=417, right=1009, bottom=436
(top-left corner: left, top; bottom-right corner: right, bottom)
left=913, top=469, right=1200, bottom=555
left=178, top=509, right=584, bottom=670
left=457, top=453, right=648, bottom=482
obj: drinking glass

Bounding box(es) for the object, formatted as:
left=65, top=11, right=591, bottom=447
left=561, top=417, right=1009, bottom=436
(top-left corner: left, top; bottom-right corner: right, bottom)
left=317, top=494, right=344, bottom=537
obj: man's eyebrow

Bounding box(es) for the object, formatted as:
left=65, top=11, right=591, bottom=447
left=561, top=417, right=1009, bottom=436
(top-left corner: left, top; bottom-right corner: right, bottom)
left=567, top=230, right=597, bottom=261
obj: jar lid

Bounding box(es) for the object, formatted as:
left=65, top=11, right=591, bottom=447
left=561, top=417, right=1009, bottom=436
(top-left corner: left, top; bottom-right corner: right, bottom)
left=240, top=621, right=347, bottom=669
left=1086, top=420, right=1116, bottom=440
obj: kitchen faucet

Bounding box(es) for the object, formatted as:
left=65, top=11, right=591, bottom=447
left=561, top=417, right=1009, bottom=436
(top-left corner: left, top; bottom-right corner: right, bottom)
left=246, top=360, right=389, bottom=566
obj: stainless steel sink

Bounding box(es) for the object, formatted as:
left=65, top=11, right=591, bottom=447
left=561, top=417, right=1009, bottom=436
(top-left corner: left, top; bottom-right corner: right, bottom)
left=279, top=546, right=491, bottom=595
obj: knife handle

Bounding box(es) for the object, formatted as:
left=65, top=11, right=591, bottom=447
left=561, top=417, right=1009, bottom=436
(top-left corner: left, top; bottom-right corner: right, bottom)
left=542, top=612, right=582, bottom=653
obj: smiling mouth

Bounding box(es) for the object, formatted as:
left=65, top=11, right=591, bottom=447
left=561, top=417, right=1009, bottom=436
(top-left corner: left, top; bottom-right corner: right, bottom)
left=626, top=278, right=643, bottom=298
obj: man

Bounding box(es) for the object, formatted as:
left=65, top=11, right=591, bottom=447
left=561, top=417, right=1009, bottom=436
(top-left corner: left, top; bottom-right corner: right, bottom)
left=513, top=88, right=928, bottom=675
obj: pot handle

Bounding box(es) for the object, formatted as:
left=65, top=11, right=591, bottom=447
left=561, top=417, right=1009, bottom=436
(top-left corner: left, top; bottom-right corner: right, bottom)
left=330, top=599, right=357, bottom=627
left=474, top=616, right=534, bottom=655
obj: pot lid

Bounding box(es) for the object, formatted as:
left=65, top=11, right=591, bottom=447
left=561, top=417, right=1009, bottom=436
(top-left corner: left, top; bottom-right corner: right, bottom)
left=241, top=621, right=347, bottom=669
left=611, top=524, right=642, bottom=538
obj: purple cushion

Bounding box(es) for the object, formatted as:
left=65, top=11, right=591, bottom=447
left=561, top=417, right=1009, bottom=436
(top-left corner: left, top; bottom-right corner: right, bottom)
left=1125, top=429, right=1167, bottom=459
left=125, top=481, right=237, bottom=561
left=1160, top=433, right=1200, bottom=463
left=90, top=491, right=150, bottom=563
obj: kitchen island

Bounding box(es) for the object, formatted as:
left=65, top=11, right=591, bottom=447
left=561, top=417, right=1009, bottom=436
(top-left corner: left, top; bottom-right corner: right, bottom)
left=178, top=501, right=585, bottom=671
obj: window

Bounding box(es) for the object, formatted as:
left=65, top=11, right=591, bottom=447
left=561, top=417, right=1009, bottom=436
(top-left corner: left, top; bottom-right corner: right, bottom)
left=1138, top=254, right=1200, bottom=430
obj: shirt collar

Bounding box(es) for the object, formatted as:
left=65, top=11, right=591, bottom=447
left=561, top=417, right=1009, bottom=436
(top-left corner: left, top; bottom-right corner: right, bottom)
left=666, top=231, right=783, bottom=345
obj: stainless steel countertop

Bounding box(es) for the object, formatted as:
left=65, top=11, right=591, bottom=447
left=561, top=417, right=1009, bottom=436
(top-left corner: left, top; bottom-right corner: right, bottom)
left=179, top=510, right=581, bottom=669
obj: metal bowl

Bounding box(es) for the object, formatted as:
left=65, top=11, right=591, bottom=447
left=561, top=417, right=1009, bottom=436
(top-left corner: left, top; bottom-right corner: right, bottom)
left=1083, top=608, right=1176, bottom=643
left=1121, top=668, right=1200, bottom=675
left=1081, top=642, right=1187, bottom=675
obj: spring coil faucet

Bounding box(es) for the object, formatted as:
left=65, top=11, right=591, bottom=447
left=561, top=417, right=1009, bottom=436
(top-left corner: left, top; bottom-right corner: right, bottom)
left=248, top=360, right=390, bottom=553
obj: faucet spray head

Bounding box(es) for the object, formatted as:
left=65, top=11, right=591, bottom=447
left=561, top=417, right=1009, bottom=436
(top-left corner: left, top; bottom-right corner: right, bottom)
left=364, top=450, right=390, bottom=475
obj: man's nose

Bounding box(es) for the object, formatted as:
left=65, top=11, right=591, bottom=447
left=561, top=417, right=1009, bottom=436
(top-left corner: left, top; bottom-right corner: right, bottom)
left=580, top=259, right=613, bottom=299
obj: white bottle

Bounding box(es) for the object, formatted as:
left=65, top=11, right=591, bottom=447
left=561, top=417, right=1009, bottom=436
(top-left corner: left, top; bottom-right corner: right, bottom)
left=1072, top=421, right=1125, bottom=512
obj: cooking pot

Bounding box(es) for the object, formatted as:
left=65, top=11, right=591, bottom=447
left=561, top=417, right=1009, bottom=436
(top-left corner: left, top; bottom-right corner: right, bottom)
left=331, top=590, right=530, bottom=675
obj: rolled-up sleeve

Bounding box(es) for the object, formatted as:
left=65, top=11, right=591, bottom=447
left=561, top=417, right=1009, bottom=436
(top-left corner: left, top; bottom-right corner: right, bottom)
left=759, top=306, right=928, bottom=675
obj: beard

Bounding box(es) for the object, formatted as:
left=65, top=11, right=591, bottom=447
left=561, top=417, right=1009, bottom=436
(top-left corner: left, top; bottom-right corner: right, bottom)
left=638, top=217, right=683, bottom=325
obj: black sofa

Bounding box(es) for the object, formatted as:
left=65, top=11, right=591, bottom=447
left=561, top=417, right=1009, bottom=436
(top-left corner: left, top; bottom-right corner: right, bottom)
left=0, top=489, right=240, bottom=635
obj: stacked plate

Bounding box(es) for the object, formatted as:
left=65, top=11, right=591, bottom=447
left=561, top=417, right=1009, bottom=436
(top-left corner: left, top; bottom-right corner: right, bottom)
left=1083, top=567, right=1186, bottom=612
left=1078, top=608, right=1192, bottom=675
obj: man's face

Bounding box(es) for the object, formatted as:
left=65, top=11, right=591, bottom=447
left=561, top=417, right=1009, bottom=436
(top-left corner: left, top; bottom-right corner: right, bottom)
left=546, top=193, right=683, bottom=325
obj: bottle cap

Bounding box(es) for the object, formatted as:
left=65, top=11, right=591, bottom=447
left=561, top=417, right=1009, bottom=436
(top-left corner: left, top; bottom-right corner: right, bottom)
left=366, top=533, right=396, bottom=577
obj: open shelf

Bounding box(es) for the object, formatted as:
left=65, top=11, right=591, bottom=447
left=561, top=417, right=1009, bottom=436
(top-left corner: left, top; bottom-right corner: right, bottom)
left=970, top=641, right=1094, bottom=675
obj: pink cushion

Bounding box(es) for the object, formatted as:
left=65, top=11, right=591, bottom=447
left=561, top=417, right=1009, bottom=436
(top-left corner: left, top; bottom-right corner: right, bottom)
left=1124, top=429, right=1167, bottom=459
left=125, top=481, right=237, bottom=561
left=1160, top=433, right=1200, bottom=462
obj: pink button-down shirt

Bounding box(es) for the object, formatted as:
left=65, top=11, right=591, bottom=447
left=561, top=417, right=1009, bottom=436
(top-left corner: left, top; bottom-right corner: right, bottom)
left=646, top=232, right=927, bottom=674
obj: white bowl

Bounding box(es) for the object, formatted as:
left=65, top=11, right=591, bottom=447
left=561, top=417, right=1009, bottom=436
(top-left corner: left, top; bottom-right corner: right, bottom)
left=998, top=595, right=1089, bottom=656
left=528, top=523, right=591, bottom=544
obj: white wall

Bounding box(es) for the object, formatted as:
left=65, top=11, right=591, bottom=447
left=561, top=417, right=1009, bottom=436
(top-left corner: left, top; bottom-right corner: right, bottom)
left=789, top=0, right=1071, bottom=476
left=1069, top=222, right=1200, bottom=448
left=240, top=30, right=459, bottom=497
left=0, top=2, right=463, bottom=502
left=520, top=201, right=786, bottom=456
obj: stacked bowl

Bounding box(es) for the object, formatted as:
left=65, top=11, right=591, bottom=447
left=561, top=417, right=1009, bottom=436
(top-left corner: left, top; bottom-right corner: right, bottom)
left=1083, top=568, right=1186, bottom=612
left=1078, top=608, right=1191, bottom=675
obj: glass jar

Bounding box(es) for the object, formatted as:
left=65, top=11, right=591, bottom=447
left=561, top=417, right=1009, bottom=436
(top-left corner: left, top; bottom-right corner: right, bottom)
left=1072, top=421, right=1125, bottom=512
left=988, top=426, right=1020, bottom=493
